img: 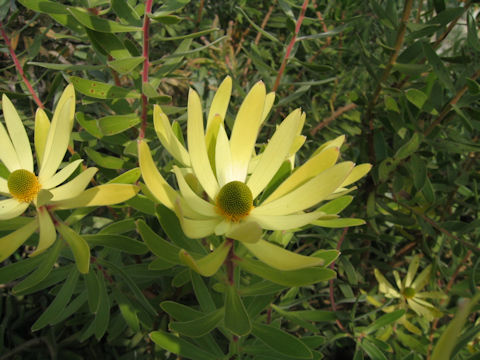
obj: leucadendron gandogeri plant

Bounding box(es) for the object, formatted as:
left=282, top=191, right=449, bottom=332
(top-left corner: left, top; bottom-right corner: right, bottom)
left=139, top=76, right=371, bottom=278
left=367, top=255, right=446, bottom=335
left=0, top=84, right=139, bottom=273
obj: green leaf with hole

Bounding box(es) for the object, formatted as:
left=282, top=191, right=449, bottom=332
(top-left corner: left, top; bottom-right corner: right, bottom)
left=70, top=76, right=140, bottom=99
left=170, top=308, right=224, bottom=337
left=57, top=223, right=90, bottom=274
left=67, top=7, right=141, bottom=32
left=225, top=284, right=251, bottom=336
left=252, top=323, right=313, bottom=359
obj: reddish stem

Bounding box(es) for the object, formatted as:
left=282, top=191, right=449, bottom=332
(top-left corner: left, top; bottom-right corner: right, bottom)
left=225, top=238, right=236, bottom=285
left=272, top=0, right=309, bottom=92
left=139, top=0, right=154, bottom=140
left=0, top=22, right=44, bottom=109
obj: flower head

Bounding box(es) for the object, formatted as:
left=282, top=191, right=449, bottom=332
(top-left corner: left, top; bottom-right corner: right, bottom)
left=370, top=255, right=446, bottom=333
left=139, top=77, right=370, bottom=273
left=0, top=85, right=138, bottom=269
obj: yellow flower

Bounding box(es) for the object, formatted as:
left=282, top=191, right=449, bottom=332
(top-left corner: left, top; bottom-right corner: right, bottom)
left=371, top=255, right=446, bottom=333
left=0, top=85, right=138, bottom=268
left=139, top=77, right=370, bottom=274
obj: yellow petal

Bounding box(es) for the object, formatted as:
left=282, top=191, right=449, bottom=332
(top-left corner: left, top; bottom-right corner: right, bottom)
left=41, top=159, right=83, bottom=189
left=179, top=240, right=232, bottom=277
left=247, top=109, right=301, bottom=198
left=138, top=140, right=178, bottom=209
left=249, top=211, right=324, bottom=231
left=264, top=147, right=340, bottom=204
left=53, top=184, right=139, bottom=209
left=243, top=239, right=325, bottom=270
left=34, top=108, right=51, bottom=166
left=340, top=163, right=372, bottom=187
left=253, top=161, right=354, bottom=216
left=412, top=264, right=431, bottom=292
left=405, top=255, right=420, bottom=287
left=313, top=135, right=345, bottom=156
left=206, top=76, right=232, bottom=129
left=0, top=198, right=29, bottom=220
left=179, top=216, right=220, bottom=239
left=2, top=94, right=33, bottom=171
left=374, top=268, right=400, bottom=298
left=57, top=222, right=90, bottom=274
left=0, top=177, right=8, bottom=194
left=172, top=166, right=217, bottom=217
left=0, top=104, right=21, bottom=172
left=206, top=114, right=223, bottom=171
left=215, top=125, right=233, bottom=187
left=39, top=85, right=75, bottom=181
left=260, top=92, right=276, bottom=124
left=225, top=221, right=262, bottom=243
left=230, top=81, right=266, bottom=182
left=49, top=167, right=98, bottom=202
left=0, top=218, right=38, bottom=261
left=31, top=206, right=56, bottom=256
left=187, top=89, right=219, bottom=200
left=153, top=105, right=190, bottom=166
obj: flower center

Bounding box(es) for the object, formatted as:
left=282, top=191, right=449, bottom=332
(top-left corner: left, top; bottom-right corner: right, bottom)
left=215, top=181, right=253, bottom=222
left=7, top=169, right=40, bottom=202
left=403, top=287, right=416, bottom=299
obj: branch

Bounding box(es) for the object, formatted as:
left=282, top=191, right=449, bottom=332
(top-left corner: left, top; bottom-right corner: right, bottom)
left=310, top=103, right=357, bottom=136
left=0, top=22, right=44, bottom=109
left=272, top=0, right=309, bottom=92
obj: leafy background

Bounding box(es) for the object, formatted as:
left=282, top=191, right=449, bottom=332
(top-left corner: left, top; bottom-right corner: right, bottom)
left=0, top=0, right=479, bottom=359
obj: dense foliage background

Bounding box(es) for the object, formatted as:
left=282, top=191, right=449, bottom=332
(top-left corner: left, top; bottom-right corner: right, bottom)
left=0, top=0, right=479, bottom=359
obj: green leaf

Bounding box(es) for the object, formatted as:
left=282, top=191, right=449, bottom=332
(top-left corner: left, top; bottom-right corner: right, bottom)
left=191, top=272, right=216, bottom=313
left=28, top=61, right=103, bottom=71
left=150, top=330, right=217, bottom=360
left=136, top=219, right=182, bottom=265
left=422, top=42, right=455, bottom=92
left=150, top=0, right=190, bottom=17
left=224, top=284, right=251, bottom=336
left=70, top=76, right=140, bottom=99
left=364, top=310, right=405, bottom=335
left=85, top=28, right=132, bottom=59
left=67, top=7, right=141, bottom=33
left=76, top=112, right=103, bottom=138
left=111, top=0, right=142, bottom=26
left=395, top=133, right=421, bottom=160
left=17, top=0, right=68, bottom=14
left=467, top=12, right=480, bottom=52
left=170, top=308, right=224, bottom=337
left=84, top=148, right=125, bottom=169
left=107, top=168, right=142, bottom=184
left=85, top=270, right=100, bottom=313
left=236, top=258, right=336, bottom=286
left=0, top=253, right=46, bottom=284
left=108, top=57, right=145, bottom=74
left=93, top=272, right=110, bottom=340
left=101, top=260, right=157, bottom=317
left=31, top=269, right=79, bottom=331
left=0, top=219, right=38, bottom=262
left=57, top=223, right=90, bottom=274
left=157, top=28, right=218, bottom=41
left=432, top=294, right=480, bottom=360
left=405, top=89, right=428, bottom=110
left=114, top=289, right=140, bottom=332
left=179, top=241, right=232, bottom=277
left=13, top=238, right=62, bottom=293
left=360, top=338, right=388, bottom=360
left=312, top=218, right=366, bottom=228
left=83, top=234, right=148, bottom=254
left=161, top=301, right=204, bottom=321
left=252, top=323, right=313, bottom=359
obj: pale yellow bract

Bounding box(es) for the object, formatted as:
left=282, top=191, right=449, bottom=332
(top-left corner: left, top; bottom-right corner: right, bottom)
left=0, top=85, right=139, bottom=263
left=139, top=77, right=371, bottom=272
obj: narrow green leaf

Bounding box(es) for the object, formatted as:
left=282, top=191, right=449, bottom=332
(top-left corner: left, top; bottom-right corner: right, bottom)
left=13, top=238, right=62, bottom=293
left=17, top=0, right=68, bottom=14
left=67, top=7, right=141, bottom=32
left=225, top=284, right=251, bottom=336
left=170, top=308, right=224, bottom=337
left=70, top=76, right=140, bottom=99
left=317, top=196, right=353, bottom=214
left=31, top=269, right=80, bottom=331
left=0, top=252, right=46, bottom=284
left=107, top=168, right=142, bottom=185
left=150, top=0, right=190, bottom=17
left=84, top=148, right=125, bottom=169
left=114, top=289, right=140, bottom=332
left=94, top=272, right=110, bottom=340
left=467, top=12, right=480, bottom=51
left=405, top=89, right=428, bottom=110
left=111, top=0, right=142, bottom=26
left=108, top=57, right=144, bottom=74
left=83, top=234, right=148, bottom=254
left=57, top=224, right=90, bottom=274
left=422, top=42, right=455, bottom=92
left=28, top=61, right=103, bottom=71
left=191, top=271, right=216, bottom=313
left=76, top=112, right=103, bottom=139
left=179, top=241, right=232, bottom=277
left=85, top=270, right=100, bottom=313
left=136, top=219, right=182, bottom=264
left=364, top=310, right=405, bottom=335
left=149, top=330, right=216, bottom=360
left=252, top=323, right=313, bottom=359
left=97, top=113, right=141, bottom=136
left=236, top=258, right=336, bottom=286
left=395, top=133, right=421, bottom=160
left=312, top=218, right=366, bottom=228
left=360, top=338, right=388, bottom=360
